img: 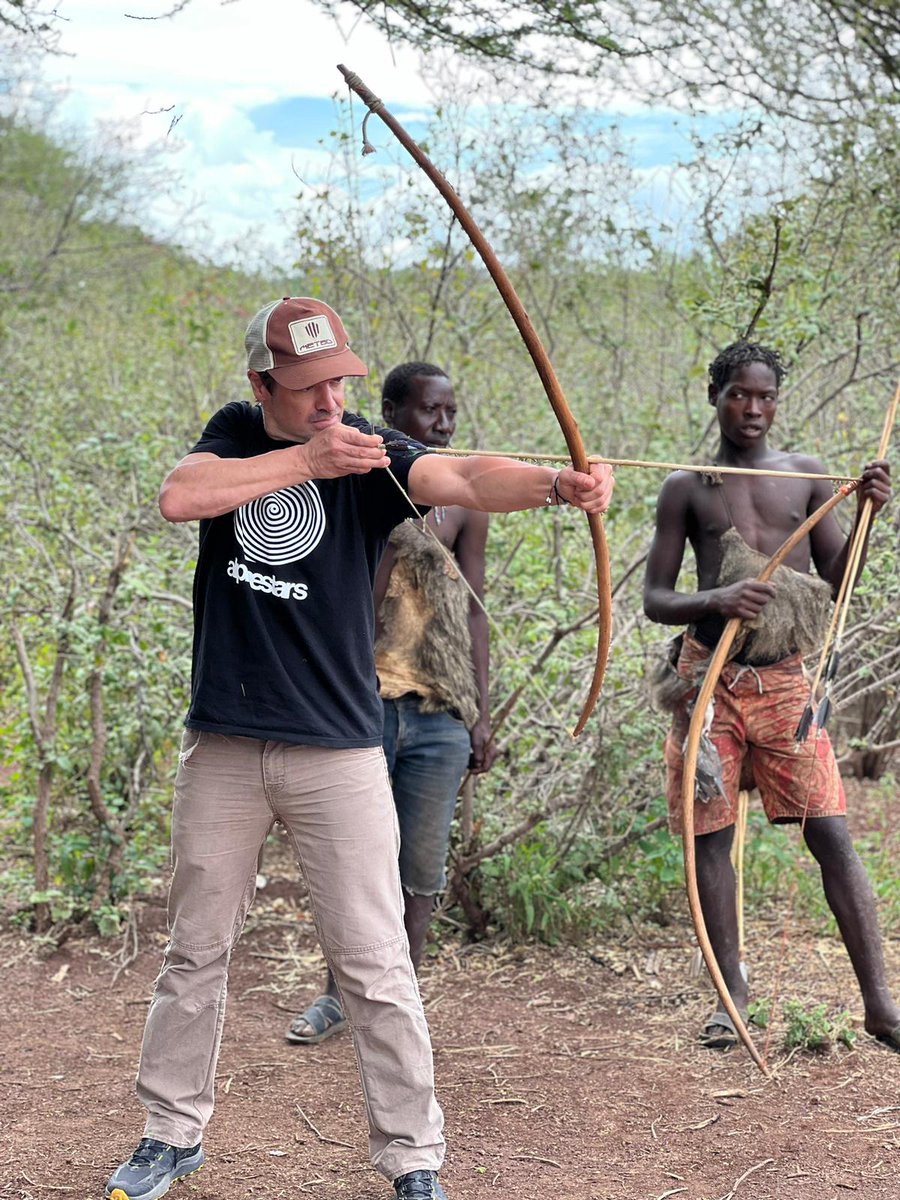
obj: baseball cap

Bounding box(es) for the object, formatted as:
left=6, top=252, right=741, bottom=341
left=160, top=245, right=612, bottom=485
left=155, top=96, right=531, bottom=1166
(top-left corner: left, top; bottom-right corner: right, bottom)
left=245, top=297, right=368, bottom=389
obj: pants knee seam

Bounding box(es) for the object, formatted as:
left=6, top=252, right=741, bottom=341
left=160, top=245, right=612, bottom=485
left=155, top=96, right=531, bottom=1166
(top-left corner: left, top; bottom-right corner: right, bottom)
left=330, top=933, right=408, bottom=957
left=169, top=936, right=232, bottom=953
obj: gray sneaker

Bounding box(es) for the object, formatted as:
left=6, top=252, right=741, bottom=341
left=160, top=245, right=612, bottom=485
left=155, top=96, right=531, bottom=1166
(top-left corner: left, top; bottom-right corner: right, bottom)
left=394, top=1170, right=448, bottom=1199
left=105, top=1138, right=204, bottom=1200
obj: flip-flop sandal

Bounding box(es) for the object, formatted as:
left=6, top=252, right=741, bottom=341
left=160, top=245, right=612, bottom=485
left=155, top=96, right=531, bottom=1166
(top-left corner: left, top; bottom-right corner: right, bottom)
left=286, top=994, right=347, bottom=1045
left=874, top=1025, right=900, bottom=1054
left=699, top=1009, right=740, bottom=1050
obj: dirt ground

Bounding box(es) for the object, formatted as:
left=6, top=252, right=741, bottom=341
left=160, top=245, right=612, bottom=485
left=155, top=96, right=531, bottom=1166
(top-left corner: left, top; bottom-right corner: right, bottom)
left=2, top=782, right=898, bottom=1200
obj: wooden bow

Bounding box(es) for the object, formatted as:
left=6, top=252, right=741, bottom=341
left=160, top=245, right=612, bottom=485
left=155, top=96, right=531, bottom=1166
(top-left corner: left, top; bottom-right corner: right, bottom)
left=681, top=480, right=860, bottom=1076
left=338, top=65, right=611, bottom=737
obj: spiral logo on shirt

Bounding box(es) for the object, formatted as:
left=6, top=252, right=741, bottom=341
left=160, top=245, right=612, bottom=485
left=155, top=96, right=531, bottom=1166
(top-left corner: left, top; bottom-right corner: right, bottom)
left=234, top=483, right=326, bottom=565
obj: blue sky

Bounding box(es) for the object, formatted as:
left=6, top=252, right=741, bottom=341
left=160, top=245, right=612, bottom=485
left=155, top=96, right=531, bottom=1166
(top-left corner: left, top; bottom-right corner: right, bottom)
left=248, top=94, right=418, bottom=154
left=249, top=93, right=731, bottom=171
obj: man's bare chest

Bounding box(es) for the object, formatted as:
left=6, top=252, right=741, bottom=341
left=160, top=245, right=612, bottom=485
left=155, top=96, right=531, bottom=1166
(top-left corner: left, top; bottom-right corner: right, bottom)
left=690, top=476, right=812, bottom=559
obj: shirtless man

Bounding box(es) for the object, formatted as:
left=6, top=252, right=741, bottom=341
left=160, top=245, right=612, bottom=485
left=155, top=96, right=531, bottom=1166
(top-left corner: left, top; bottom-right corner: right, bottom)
left=287, top=362, right=498, bottom=1045
left=643, top=339, right=900, bottom=1052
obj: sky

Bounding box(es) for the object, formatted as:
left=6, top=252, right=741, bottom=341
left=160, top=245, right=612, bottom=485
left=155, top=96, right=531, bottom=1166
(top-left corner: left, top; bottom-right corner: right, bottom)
left=26, top=0, right=734, bottom=266
left=32, top=0, right=435, bottom=260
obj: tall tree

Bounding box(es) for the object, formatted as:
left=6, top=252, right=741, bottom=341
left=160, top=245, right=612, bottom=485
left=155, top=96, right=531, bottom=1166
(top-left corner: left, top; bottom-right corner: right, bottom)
left=0, top=0, right=59, bottom=49
left=319, top=0, right=899, bottom=123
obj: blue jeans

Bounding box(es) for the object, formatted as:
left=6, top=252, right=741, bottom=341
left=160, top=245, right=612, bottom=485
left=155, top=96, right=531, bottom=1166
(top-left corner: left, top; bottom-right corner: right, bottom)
left=382, top=696, right=472, bottom=895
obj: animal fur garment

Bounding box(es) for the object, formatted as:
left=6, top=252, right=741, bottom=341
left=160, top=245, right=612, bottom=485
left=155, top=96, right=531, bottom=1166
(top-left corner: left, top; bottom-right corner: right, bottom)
left=375, top=519, right=480, bottom=729
left=648, top=633, right=694, bottom=713
left=717, top=527, right=833, bottom=663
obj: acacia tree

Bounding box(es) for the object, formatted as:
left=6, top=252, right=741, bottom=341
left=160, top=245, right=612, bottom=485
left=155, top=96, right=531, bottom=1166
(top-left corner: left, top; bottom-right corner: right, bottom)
left=104, top=0, right=895, bottom=127
left=0, top=0, right=59, bottom=47
left=20, top=0, right=895, bottom=125
left=322, top=0, right=899, bottom=117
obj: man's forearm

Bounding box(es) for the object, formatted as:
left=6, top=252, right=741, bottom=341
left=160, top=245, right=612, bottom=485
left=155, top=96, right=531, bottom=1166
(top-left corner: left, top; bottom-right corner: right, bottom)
left=455, top=459, right=555, bottom=512
left=468, top=607, right=491, bottom=719
left=644, top=587, right=724, bottom=625
left=159, top=448, right=312, bottom=522
left=411, top=456, right=557, bottom=512
left=470, top=462, right=561, bottom=512
left=409, top=453, right=612, bottom=514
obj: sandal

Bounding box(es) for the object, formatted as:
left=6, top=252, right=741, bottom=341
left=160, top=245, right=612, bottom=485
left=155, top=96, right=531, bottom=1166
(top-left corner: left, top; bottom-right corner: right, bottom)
left=699, top=1009, right=740, bottom=1050
left=286, top=994, right=347, bottom=1045
left=873, top=1025, right=900, bottom=1054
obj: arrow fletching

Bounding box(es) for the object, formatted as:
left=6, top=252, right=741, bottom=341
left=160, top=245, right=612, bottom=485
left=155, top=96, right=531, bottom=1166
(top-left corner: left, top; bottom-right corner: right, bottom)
left=794, top=703, right=814, bottom=743
left=813, top=694, right=832, bottom=732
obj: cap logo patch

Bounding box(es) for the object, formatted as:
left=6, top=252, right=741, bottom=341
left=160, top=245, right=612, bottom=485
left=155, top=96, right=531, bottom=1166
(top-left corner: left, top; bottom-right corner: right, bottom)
left=288, top=315, right=338, bottom=357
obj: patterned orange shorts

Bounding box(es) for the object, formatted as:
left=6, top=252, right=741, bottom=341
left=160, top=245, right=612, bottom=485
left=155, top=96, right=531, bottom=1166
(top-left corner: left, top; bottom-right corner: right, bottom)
left=665, top=635, right=846, bottom=836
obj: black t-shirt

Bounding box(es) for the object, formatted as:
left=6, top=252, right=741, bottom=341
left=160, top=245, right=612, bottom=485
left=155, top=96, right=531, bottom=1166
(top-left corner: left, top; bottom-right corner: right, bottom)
left=184, top=401, right=430, bottom=747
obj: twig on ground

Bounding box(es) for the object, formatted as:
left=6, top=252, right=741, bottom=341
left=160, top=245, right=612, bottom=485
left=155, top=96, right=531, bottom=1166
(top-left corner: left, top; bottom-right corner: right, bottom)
left=717, top=1158, right=775, bottom=1200
left=223, top=1061, right=290, bottom=1072
left=509, top=1154, right=561, bottom=1167
left=110, top=907, right=139, bottom=987
left=436, top=1044, right=520, bottom=1055
left=295, top=1103, right=355, bottom=1150
left=676, top=1114, right=720, bottom=1131
left=270, top=1000, right=305, bottom=1013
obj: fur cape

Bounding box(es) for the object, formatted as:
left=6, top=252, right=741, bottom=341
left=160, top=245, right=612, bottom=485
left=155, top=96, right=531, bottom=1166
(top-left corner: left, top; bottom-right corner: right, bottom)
left=375, top=519, right=480, bottom=729
left=717, top=527, right=833, bottom=663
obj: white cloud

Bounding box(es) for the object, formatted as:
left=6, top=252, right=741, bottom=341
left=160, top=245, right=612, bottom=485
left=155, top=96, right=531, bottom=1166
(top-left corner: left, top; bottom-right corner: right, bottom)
left=34, top=0, right=435, bottom=261
left=20, top=1, right=751, bottom=265
left=50, top=0, right=430, bottom=103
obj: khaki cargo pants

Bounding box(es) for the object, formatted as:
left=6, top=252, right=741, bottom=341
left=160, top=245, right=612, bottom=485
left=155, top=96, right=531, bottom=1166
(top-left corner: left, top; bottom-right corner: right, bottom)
left=134, top=730, right=445, bottom=1181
